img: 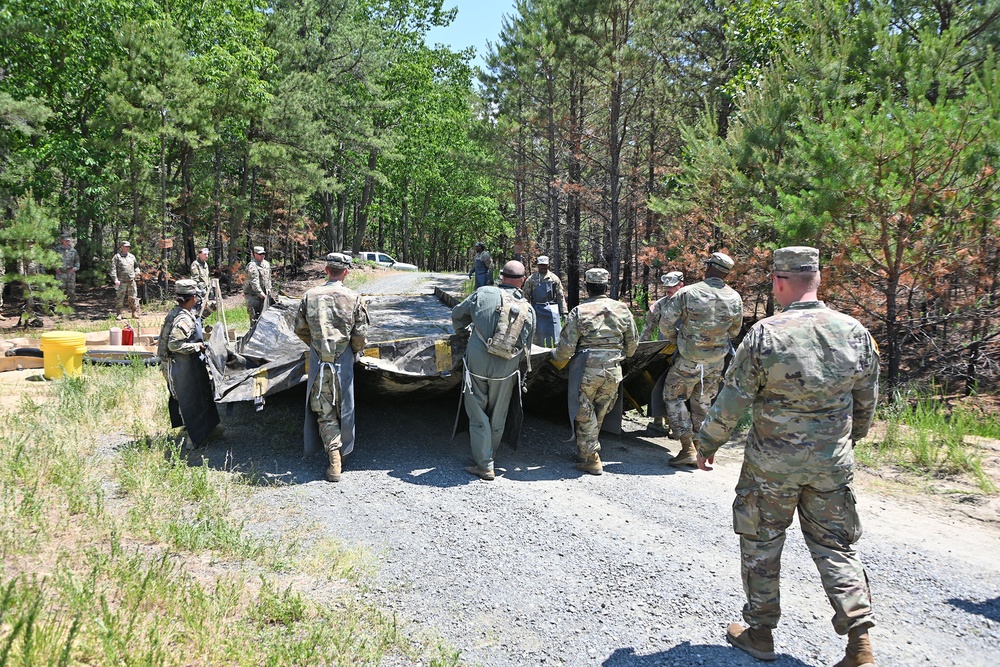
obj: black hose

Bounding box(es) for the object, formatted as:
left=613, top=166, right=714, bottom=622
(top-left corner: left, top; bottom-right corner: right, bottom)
left=5, top=347, right=42, bottom=358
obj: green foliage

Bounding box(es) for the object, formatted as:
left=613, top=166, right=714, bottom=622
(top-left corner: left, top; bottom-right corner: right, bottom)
left=0, top=195, right=68, bottom=316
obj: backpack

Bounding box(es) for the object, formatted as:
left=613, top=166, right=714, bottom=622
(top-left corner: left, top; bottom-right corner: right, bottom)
left=477, top=289, right=531, bottom=360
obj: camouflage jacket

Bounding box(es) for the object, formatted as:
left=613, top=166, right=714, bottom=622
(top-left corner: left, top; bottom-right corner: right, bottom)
left=293, top=280, right=369, bottom=362
left=660, top=277, right=742, bottom=364
left=698, top=301, right=880, bottom=477
left=639, top=294, right=678, bottom=342
left=110, top=252, right=140, bottom=282
left=523, top=271, right=567, bottom=316
left=190, top=259, right=210, bottom=290
left=157, top=306, right=202, bottom=359
left=56, top=245, right=80, bottom=272
left=244, top=259, right=272, bottom=297
left=552, top=295, right=638, bottom=368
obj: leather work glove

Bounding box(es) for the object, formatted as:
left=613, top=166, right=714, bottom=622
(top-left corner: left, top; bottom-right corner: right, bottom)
left=550, top=356, right=569, bottom=371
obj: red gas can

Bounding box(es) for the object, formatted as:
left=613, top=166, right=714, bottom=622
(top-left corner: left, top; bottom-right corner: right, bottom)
left=122, top=323, right=134, bottom=346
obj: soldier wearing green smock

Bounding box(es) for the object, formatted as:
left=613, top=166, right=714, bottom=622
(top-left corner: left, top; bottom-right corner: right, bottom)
left=697, top=247, right=879, bottom=667
left=55, top=234, right=80, bottom=302
left=659, top=252, right=743, bottom=466
left=551, top=268, right=638, bottom=475
left=452, top=260, right=535, bottom=481
left=244, top=245, right=272, bottom=325
left=293, top=252, right=369, bottom=482
left=110, top=241, right=141, bottom=319
left=468, top=242, right=494, bottom=289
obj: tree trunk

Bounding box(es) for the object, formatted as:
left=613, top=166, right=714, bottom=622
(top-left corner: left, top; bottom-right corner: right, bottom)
left=351, top=148, right=379, bottom=253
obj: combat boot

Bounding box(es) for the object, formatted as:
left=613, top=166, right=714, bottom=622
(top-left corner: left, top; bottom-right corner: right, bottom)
left=833, top=627, right=875, bottom=667
left=668, top=433, right=699, bottom=467
left=465, top=465, right=495, bottom=481
left=326, top=449, right=342, bottom=482
left=726, top=623, right=777, bottom=661
left=576, top=452, right=603, bottom=475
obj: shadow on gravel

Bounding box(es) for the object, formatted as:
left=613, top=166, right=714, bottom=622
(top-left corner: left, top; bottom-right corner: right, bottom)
left=949, top=596, right=1000, bottom=622
left=603, top=643, right=815, bottom=666
left=187, top=382, right=698, bottom=487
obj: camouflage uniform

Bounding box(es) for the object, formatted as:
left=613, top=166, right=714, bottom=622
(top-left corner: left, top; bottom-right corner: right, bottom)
left=698, top=247, right=879, bottom=639
left=244, top=250, right=272, bottom=324
left=55, top=240, right=80, bottom=300
left=293, top=259, right=369, bottom=456
left=190, top=258, right=211, bottom=295
left=110, top=248, right=141, bottom=316
left=660, top=273, right=742, bottom=440
left=452, top=284, right=535, bottom=473
left=524, top=263, right=567, bottom=346
left=552, top=270, right=638, bottom=459
left=640, top=296, right=673, bottom=343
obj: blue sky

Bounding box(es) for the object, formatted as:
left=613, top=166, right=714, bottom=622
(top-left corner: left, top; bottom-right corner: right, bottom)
left=424, top=1, right=518, bottom=69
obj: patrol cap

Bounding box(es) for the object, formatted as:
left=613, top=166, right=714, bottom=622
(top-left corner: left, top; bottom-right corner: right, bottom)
left=174, top=279, right=198, bottom=296
left=585, top=267, right=610, bottom=285
left=199, top=247, right=209, bottom=255
left=661, top=270, right=683, bottom=287
left=253, top=246, right=265, bottom=254
left=475, top=241, right=485, bottom=249
left=537, top=255, right=550, bottom=265
left=773, top=246, right=820, bottom=274
left=326, top=252, right=352, bottom=270
left=121, top=241, right=131, bottom=247
left=705, top=251, right=734, bottom=272
left=61, top=233, right=73, bottom=240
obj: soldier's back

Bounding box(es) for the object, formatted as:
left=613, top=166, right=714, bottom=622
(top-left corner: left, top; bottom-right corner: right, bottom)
left=574, top=297, right=633, bottom=349
left=301, top=282, right=362, bottom=359
left=675, top=278, right=742, bottom=361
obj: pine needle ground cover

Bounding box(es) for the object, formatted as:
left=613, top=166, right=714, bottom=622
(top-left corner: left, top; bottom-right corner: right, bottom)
left=0, top=363, right=459, bottom=666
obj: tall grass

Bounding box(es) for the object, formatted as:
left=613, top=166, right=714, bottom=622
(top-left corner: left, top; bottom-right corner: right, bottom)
left=0, top=362, right=460, bottom=665
left=858, top=388, right=1000, bottom=493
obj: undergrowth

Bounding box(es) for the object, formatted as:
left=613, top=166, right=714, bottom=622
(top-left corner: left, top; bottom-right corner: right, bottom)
left=0, top=362, right=460, bottom=665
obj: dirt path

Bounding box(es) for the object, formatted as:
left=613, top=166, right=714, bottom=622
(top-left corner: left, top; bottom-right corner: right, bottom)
left=195, top=271, right=1000, bottom=667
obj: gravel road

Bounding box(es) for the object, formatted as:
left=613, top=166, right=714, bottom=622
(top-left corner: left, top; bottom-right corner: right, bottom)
left=209, top=272, right=1000, bottom=667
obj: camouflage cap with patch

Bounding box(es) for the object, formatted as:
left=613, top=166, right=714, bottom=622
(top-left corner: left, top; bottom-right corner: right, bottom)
left=773, top=246, right=820, bottom=274
left=584, top=267, right=610, bottom=284
left=537, top=255, right=550, bottom=265
left=175, top=279, right=198, bottom=296
left=705, top=251, right=734, bottom=271
left=252, top=245, right=265, bottom=254
left=326, top=252, right=352, bottom=270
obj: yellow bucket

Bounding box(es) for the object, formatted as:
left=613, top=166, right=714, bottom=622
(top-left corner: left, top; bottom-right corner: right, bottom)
left=40, top=331, right=87, bottom=380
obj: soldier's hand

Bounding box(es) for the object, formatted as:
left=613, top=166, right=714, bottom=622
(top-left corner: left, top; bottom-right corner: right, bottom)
left=115, top=280, right=120, bottom=287
left=696, top=453, right=714, bottom=471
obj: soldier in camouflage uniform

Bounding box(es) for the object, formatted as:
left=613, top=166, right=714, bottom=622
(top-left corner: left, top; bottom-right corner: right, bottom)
left=158, top=279, right=222, bottom=450
left=453, top=260, right=535, bottom=480
left=293, top=252, right=369, bottom=482
left=639, top=271, right=684, bottom=342
left=524, top=255, right=567, bottom=346
left=659, top=252, right=743, bottom=466
left=55, top=234, right=80, bottom=303
left=244, top=245, right=272, bottom=325
left=190, top=247, right=216, bottom=314
left=697, top=247, right=879, bottom=667
left=551, top=268, right=638, bottom=475
left=110, top=241, right=141, bottom=319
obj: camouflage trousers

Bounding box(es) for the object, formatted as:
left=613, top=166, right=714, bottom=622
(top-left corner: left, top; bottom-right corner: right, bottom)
left=310, top=364, right=342, bottom=452
left=663, top=355, right=725, bottom=439
left=57, top=271, right=76, bottom=300
left=575, top=365, right=622, bottom=455
left=115, top=279, right=139, bottom=313
left=733, top=461, right=874, bottom=635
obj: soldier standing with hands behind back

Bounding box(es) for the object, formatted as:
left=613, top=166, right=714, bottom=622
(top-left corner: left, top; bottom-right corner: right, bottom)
left=697, top=247, right=880, bottom=667
left=110, top=240, right=141, bottom=319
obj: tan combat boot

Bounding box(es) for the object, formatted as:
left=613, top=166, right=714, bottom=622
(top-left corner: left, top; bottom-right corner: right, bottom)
left=726, top=623, right=777, bottom=661
left=833, top=627, right=875, bottom=667
left=465, top=465, right=495, bottom=481
left=576, top=452, right=603, bottom=475
left=668, top=433, right=699, bottom=467
left=326, top=449, right=342, bottom=482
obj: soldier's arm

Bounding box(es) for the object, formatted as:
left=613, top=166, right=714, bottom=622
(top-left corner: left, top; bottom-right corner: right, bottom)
left=71, top=250, right=80, bottom=271
left=698, top=327, right=764, bottom=459
left=523, top=274, right=537, bottom=301
left=851, top=330, right=880, bottom=441
left=451, top=292, right=475, bottom=332
left=551, top=310, right=581, bottom=363
left=167, top=317, right=202, bottom=355
left=483, top=252, right=493, bottom=271
left=350, top=296, right=370, bottom=353
left=110, top=255, right=118, bottom=282
left=247, top=264, right=262, bottom=296
left=658, top=295, right=681, bottom=344
left=623, top=308, right=639, bottom=358
left=293, top=297, right=311, bottom=345
left=555, top=278, right=567, bottom=316
left=729, top=294, right=744, bottom=339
